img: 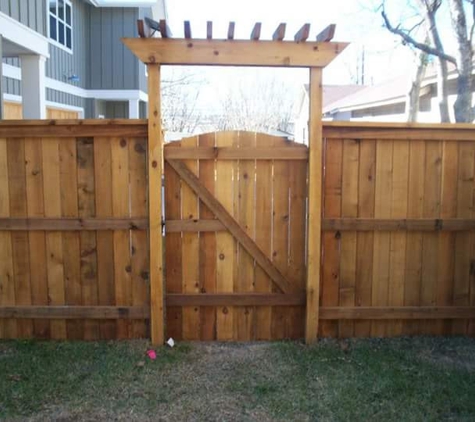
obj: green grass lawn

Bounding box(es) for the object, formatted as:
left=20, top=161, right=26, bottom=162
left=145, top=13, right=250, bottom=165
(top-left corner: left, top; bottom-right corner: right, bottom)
left=1, top=337, right=474, bottom=421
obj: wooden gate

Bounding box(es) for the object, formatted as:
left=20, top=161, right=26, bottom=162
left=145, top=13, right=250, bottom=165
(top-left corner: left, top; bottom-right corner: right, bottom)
left=163, top=131, right=308, bottom=340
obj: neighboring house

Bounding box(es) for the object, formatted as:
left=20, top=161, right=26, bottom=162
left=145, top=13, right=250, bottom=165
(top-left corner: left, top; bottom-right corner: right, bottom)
left=322, top=63, right=475, bottom=123
left=294, top=83, right=366, bottom=143
left=1, top=0, right=167, bottom=120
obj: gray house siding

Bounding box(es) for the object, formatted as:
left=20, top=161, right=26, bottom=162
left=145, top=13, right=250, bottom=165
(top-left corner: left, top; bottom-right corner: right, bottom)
left=138, top=8, right=152, bottom=93
left=46, top=88, right=84, bottom=108
left=2, top=57, right=19, bottom=66
left=2, top=0, right=147, bottom=117
left=46, top=0, right=90, bottom=89
left=0, top=0, right=46, bottom=35
left=89, top=7, right=139, bottom=90
left=2, top=75, right=20, bottom=95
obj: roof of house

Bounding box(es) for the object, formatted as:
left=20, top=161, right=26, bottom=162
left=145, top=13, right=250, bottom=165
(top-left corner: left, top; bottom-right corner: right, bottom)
left=323, top=74, right=412, bottom=114
left=322, top=60, right=467, bottom=115
left=303, top=84, right=367, bottom=110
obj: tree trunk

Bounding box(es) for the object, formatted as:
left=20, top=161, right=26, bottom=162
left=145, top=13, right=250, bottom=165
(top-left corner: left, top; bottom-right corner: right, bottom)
left=419, top=0, right=451, bottom=122
left=436, top=58, right=451, bottom=123
left=406, top=47, right=428, bottom=122
left=449, top=0, right=473, bottom=122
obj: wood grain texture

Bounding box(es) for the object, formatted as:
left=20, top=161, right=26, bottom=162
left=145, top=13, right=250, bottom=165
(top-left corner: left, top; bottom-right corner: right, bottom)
left=371, top=140, right=393, bottom=337
left=59, top=138, right=82, bottom=339
left=0, top=138, right=16, bottom=338
left=421, top=141, right=442, bottom=334
left=8, top=139, right=33, bottom=338
left=24, top=138, right=49, bottom=338
left=122, top=38, right=349, bottom=67
left=254, top=135, right=274, bottom=340
left=77, top=138, right=98, bottom=340
left=43, top=138, right=67, bottom=339
left=453, top=143, right=474, bottom=335
left=387, top=140, right=409, bottom=336
left=404, top=140, right=425, bottom=335
left=354, top=140, right=375, bottom=337
left=321, top=138, right=342, bottom=338
left=129, top=137, right=149, bottom=338
left=236, top=132, right=256, bottom=340
left=198, top=133, right=217, bottom=340
left=215, top=132, right=235, bottom=340
left=164, top=158, right=183, bottom=340
left=94, top=137, right=116, bottom=339
left=147, top=64, right=165, bottom=345
left=306, top=68, right=323, bottom=343
left=167, top=159, right=294, bottom=294
left=339, top=139, right=359, bottom=337
left=111, top=137, right=132, bottom=339
left=181, top=135, right=200, bottom=340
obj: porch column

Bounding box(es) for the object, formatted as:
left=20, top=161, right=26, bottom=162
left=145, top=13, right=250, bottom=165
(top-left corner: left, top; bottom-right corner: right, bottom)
left=21, top=54, right=46, bottom=119
left=128, top=99, right=140, bottom=119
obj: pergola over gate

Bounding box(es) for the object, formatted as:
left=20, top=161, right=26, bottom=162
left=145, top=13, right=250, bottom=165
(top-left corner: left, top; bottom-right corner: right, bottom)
left=122, top=20, right=348, bottom=344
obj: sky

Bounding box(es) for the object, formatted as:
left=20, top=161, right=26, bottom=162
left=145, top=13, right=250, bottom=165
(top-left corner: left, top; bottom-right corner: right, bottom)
left=163, top=0, right=422, bottom=85
left=123, top=0, right=464, bottom=116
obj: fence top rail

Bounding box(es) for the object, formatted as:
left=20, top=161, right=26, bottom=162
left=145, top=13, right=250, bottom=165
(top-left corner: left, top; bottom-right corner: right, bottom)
left=0, top=119, right=148, bottom=138
left=323, top=121, right=475, bottom=141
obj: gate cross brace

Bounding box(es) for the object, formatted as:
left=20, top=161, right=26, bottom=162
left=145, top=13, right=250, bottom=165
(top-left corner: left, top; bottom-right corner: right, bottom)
left=166, top=158, right=296, bottom=294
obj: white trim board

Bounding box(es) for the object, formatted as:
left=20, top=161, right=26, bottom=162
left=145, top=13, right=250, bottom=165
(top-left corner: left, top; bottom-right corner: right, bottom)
left=4, top=93, right=22, bottom=103
left=3, top=64, right=148, bottom=102
left=0, top=12, right=50, bottom=58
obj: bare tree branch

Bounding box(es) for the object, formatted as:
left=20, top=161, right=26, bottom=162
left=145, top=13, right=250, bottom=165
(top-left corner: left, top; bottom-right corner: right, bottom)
left=381, top=10, right=456, bottom=64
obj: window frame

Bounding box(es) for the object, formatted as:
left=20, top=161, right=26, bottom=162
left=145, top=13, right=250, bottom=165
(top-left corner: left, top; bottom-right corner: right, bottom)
left=47, top=0, right=73, bottom=54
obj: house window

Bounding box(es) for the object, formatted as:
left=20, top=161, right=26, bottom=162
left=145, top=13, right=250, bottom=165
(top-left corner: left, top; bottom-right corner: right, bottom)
left=49, top=0, right=72, bottom=50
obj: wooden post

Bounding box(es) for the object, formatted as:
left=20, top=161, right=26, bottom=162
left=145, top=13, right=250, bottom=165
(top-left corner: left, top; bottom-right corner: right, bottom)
left=305, top=67, right=323, bottom=343
left=147, top=63, right=164, bottom=345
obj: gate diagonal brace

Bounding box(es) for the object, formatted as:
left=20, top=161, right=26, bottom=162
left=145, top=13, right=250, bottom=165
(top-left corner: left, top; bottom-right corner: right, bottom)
left=166, top=158, right=297, bottom=294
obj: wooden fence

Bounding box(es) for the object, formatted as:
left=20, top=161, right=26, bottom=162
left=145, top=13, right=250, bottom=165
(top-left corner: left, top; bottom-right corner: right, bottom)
left=0, top=120, right=149, bottom=340
left=164, top=132, right=307, bottom=341
left=0, top=120, right=474, bottom=340
left=320, top=122, right=475, bottom=337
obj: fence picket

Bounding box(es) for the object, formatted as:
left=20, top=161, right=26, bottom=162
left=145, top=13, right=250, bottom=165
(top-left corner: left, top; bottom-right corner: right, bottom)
left=94, top=137, right=116, bottom=339
left=181, top=135, right=200, bottom=340
left=355, top=140, right=375, bottom=337
left=339, top=139, right=359, bottom=337
left=60, top=139, right=82, bottom=339
left=25, top=138, right=48, bottom=338
left=198, top=133, right=217, bottom=340
left=43, top=137, right=67, bottom=339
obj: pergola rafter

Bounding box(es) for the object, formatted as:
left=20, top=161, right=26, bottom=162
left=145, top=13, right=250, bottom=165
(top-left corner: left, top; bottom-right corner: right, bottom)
left=128, top=19, right=347, bottom=67
left=122, top=19, right=348, bottom=345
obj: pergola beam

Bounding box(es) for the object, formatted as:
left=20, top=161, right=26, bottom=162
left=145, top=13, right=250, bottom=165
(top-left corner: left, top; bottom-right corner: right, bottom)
left=122, top=38, right=348, bottom=67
